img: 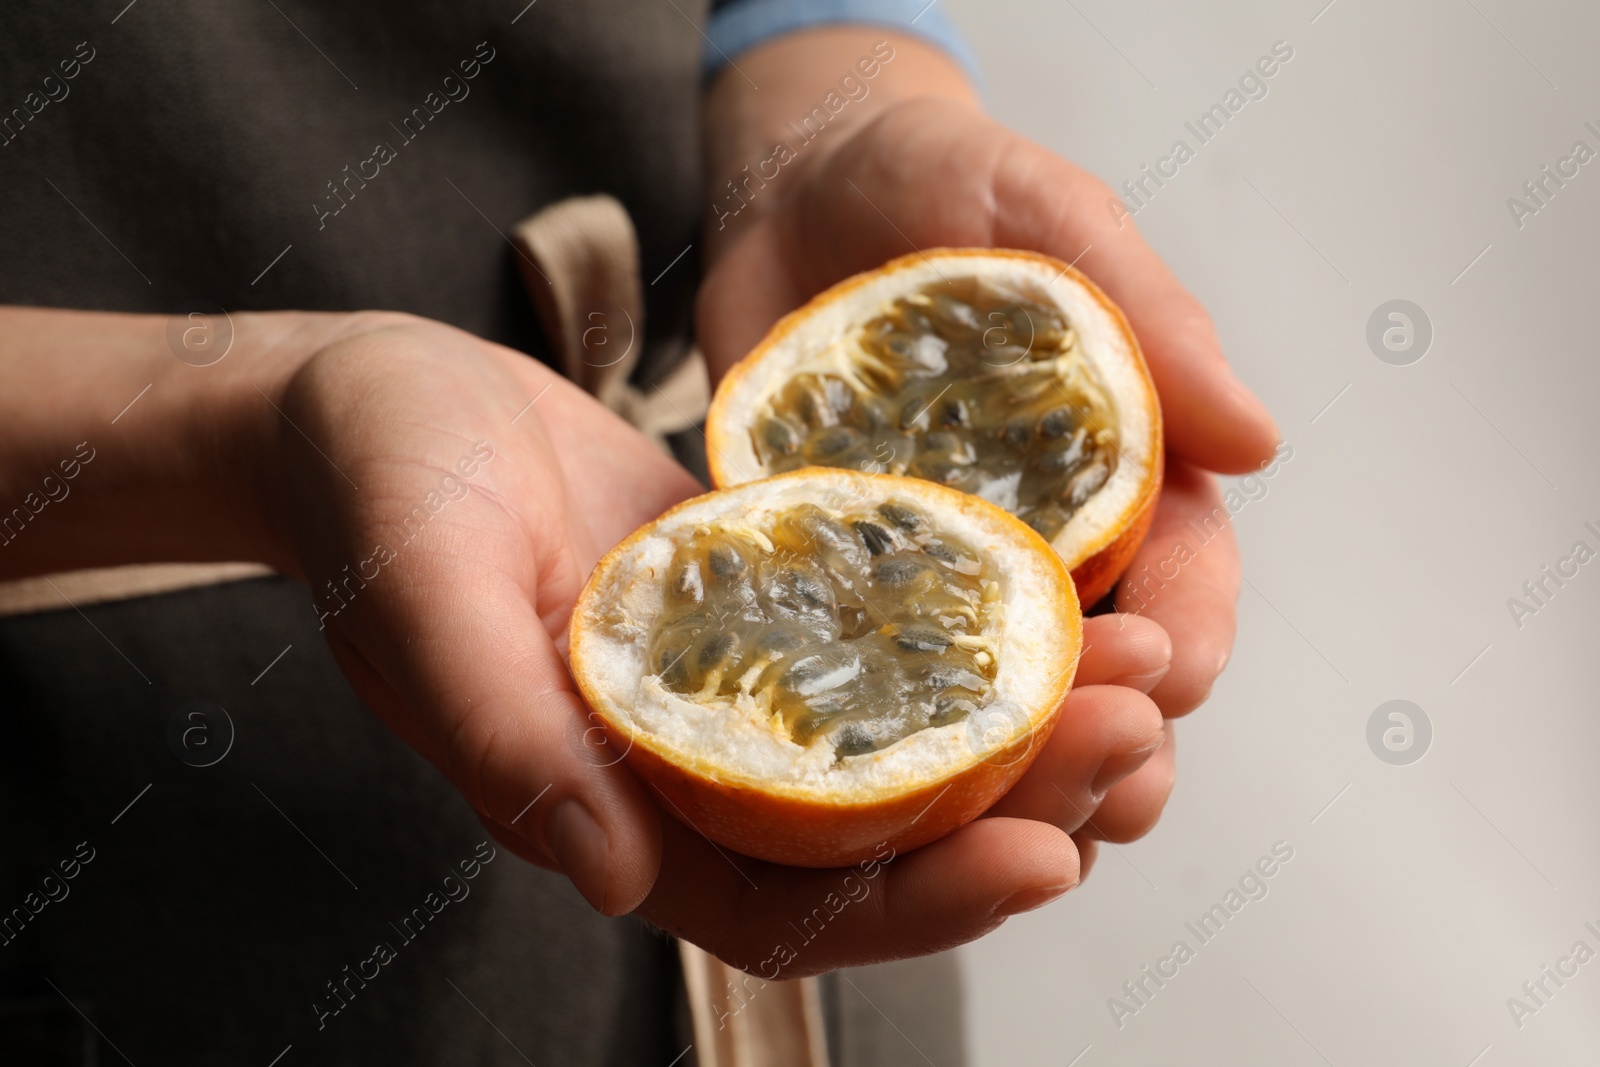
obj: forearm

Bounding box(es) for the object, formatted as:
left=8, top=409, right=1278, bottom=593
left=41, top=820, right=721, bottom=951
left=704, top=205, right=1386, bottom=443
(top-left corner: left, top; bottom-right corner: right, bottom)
left=701, top=27, right=979, bottom=262
left=0, top=307, right=365, bottom=579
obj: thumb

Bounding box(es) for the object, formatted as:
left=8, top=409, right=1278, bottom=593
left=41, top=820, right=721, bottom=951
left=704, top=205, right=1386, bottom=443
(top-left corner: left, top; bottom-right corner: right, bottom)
left=988, top=131, right=1280, bottom=473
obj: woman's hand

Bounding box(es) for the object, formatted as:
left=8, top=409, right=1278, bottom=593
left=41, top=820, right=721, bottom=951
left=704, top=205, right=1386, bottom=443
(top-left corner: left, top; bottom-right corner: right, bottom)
left=697, top=56, right=1279, bottom=895
left=250, top=315, right=1182, bottom=975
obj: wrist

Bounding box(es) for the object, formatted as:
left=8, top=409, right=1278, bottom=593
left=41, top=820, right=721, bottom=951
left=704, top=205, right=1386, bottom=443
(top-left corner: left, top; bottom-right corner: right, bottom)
left=701, top=28, right=979, bottom=265
left=0, top=306, right=405, bottom=579
left=212, top=310, right=421, bottom=575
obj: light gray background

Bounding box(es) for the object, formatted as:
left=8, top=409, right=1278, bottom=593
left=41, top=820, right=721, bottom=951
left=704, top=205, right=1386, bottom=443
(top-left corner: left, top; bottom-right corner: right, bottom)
left=944, top=1, right=1600, bottom=1064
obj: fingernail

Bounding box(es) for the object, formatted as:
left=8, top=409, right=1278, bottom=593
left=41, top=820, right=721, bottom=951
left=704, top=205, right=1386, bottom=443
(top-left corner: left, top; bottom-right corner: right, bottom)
left=994, top=881, right=1075, bottom=917
left=547, top=798, right=611, bottom=913
left=1118, top=662, right=1171, bottom=694
left=1090, top=736, right=1165, bottom=797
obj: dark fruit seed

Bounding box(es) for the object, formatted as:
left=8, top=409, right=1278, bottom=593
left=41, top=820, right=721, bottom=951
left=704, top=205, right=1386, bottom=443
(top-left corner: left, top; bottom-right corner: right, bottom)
left=781, top=654, right=826, bottom=686
left=809, top=425, right=860, bottom=457
left=809, top=516, right=868, bottom=570
left=884, top=333, right=917, bottom=361
left=779, top=649, right=861, bottom=697
left=792, top=573, right=829, bottom=605
left=1036, top=428, right=1088, bottom=473
left=762, top=418, right=800, bottom=456
left=923, top=666, right=985, bottom=690
left=767, top=569, right=832, bottom=617
left=790, top=379, right=833, bottom=427
left=1002, top=418, right=1032, bottom=448
left=1039, top=408, right=1073, bottom=438
left=923, top=542, right=958, bottom=563
left=929, top=696, right=977, bottom=726
left=659, top=643, right=690, bottom=675
left=854, top=521, right=896, bottom=556
left=896, top=627, right=953, bottom=653
left=916, top=461, right=968, bottom=485
left=707, top=545, right=746, bottom=580
left=900, top=397, right=931, bottom=431
left=834, top=722, right=878, bottom=757
left=753, top=627, right=805, bottom=657
left=873, top=558, right=924, bottom=584
left=697, top=632, right=737, bottom=671
left=777, top=655, right=825, bottom=687
left=937, top=399, right=968, bottom=427
left=878, top=503, right=922, bottom=532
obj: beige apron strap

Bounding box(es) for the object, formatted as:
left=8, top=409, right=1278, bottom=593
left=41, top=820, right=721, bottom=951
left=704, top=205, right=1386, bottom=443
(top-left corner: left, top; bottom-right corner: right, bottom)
left=0, top=562, right=273, bottom=618
left=0, top=198, right=709, bottom=615
left=680, top=941, right=831, bottom=1067
left=510, top=194, right=709, bottom=451
left=517, top=196, right=823, bottom=1064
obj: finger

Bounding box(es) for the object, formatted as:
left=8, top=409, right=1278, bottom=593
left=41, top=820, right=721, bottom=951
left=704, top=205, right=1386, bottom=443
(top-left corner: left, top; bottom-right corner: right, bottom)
left=340, top=652, right=598, bottom=883
left=986, top=684, right=1164, bottom=834
left=1077, top=722, right=1177, bottom=844
left=1075, top=613, right=1172, bottom=691
left=987, top=130, right=1280, bottom=473
left=640, top=816, right=1078, bottom=978
left=478, top=812, right=561, bottom=874
left=351, top=568, right=664, bottom=915
left=1115, top=460, right=1241, bottom=718
left=1072, top=833, right=1100, bottom=883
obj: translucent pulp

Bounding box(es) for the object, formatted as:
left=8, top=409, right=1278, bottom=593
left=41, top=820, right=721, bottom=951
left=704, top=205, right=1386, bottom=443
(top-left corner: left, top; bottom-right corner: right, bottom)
left=647, top=499, right=1002, bottom=758
left=752, top=277, right=1121, bottom=541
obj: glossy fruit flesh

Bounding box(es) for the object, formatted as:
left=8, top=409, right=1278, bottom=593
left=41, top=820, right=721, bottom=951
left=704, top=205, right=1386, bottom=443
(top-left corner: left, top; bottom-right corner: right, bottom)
left=646, top=499, right=1000, bottom=758
left=751, top=277, right=1120, bottom=542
